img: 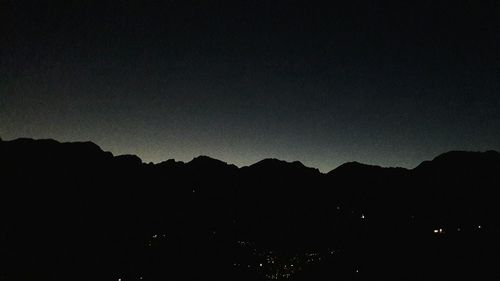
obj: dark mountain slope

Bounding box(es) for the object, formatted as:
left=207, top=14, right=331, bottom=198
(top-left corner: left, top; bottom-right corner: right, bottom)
left=1, top=138, right=499, bottom=281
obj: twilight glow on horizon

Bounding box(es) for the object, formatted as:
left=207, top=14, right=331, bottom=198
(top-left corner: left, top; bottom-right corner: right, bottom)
left=1, top=1, right=499, bottom=172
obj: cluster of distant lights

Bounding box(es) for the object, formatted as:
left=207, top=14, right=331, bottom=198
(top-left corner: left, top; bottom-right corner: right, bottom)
left=433, top=225, right=483, bottom=234
left=335, top=205, right=367, bottom=219
left=147, top=233, right=167, bottom=247
left=235, top=240, right=338, bottom=280
left=337, top=206, right=485, bottom=235
left=117, top=209, right=486, bottom=281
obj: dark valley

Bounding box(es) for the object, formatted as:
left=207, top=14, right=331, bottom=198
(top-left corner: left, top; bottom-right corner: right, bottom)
left=1, top=138, right=499, bottom=281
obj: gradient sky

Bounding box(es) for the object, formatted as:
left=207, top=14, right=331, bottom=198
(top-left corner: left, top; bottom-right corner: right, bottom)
left=1, top=1, right=500, bottom=172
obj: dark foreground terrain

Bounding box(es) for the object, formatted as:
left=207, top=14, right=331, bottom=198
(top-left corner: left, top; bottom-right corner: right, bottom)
left=1, top=138, right=499, bottom=281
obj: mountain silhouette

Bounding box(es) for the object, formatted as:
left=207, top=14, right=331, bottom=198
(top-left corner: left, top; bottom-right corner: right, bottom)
left=1, top=137, right=499, bottom=281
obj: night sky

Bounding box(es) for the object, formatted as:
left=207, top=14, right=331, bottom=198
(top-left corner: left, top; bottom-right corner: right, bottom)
left=1, top=1, right=499, bottom=172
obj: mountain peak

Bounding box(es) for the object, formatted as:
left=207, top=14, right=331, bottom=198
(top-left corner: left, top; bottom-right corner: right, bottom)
left=327, top=161, right=381, bottom=175
left=189, top=155, right=228, bottom=165
left=246, top=158, right=321, bottom=175
left=64, top=140, right=104, bottom=153
left=338, top=161, right=379, bottom=169
left=412, top=150, right=500, bottom=179
left=415, top=150, right=500, bottom=171
left=187, top=155, right=238, bottom=171
left=115, top=154, right=143, bottom=165
left=249, top=158, right=308, bottom=169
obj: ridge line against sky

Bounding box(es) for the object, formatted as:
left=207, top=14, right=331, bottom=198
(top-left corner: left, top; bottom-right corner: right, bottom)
left=2, top=137, right=498, bottom=173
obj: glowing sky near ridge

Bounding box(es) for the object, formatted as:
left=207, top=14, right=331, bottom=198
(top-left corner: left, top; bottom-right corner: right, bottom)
left=2, top=1, right=499, bottom=172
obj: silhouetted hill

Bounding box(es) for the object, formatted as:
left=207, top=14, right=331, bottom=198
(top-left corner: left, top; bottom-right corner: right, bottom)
left=247, top=158, right=320, bottom=174
left=188, top=155, right=236, bottom=168
left=1, top=137, right=499, bottom=281
left=328, top=161, right=408, bottom=175
left=415, top=150, right=500, bottom=175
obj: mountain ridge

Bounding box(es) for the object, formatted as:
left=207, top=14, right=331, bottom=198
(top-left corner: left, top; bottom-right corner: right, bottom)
left=1, top=137, right=500, bottom=280
left=3, top=137, right=497, bottom=174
